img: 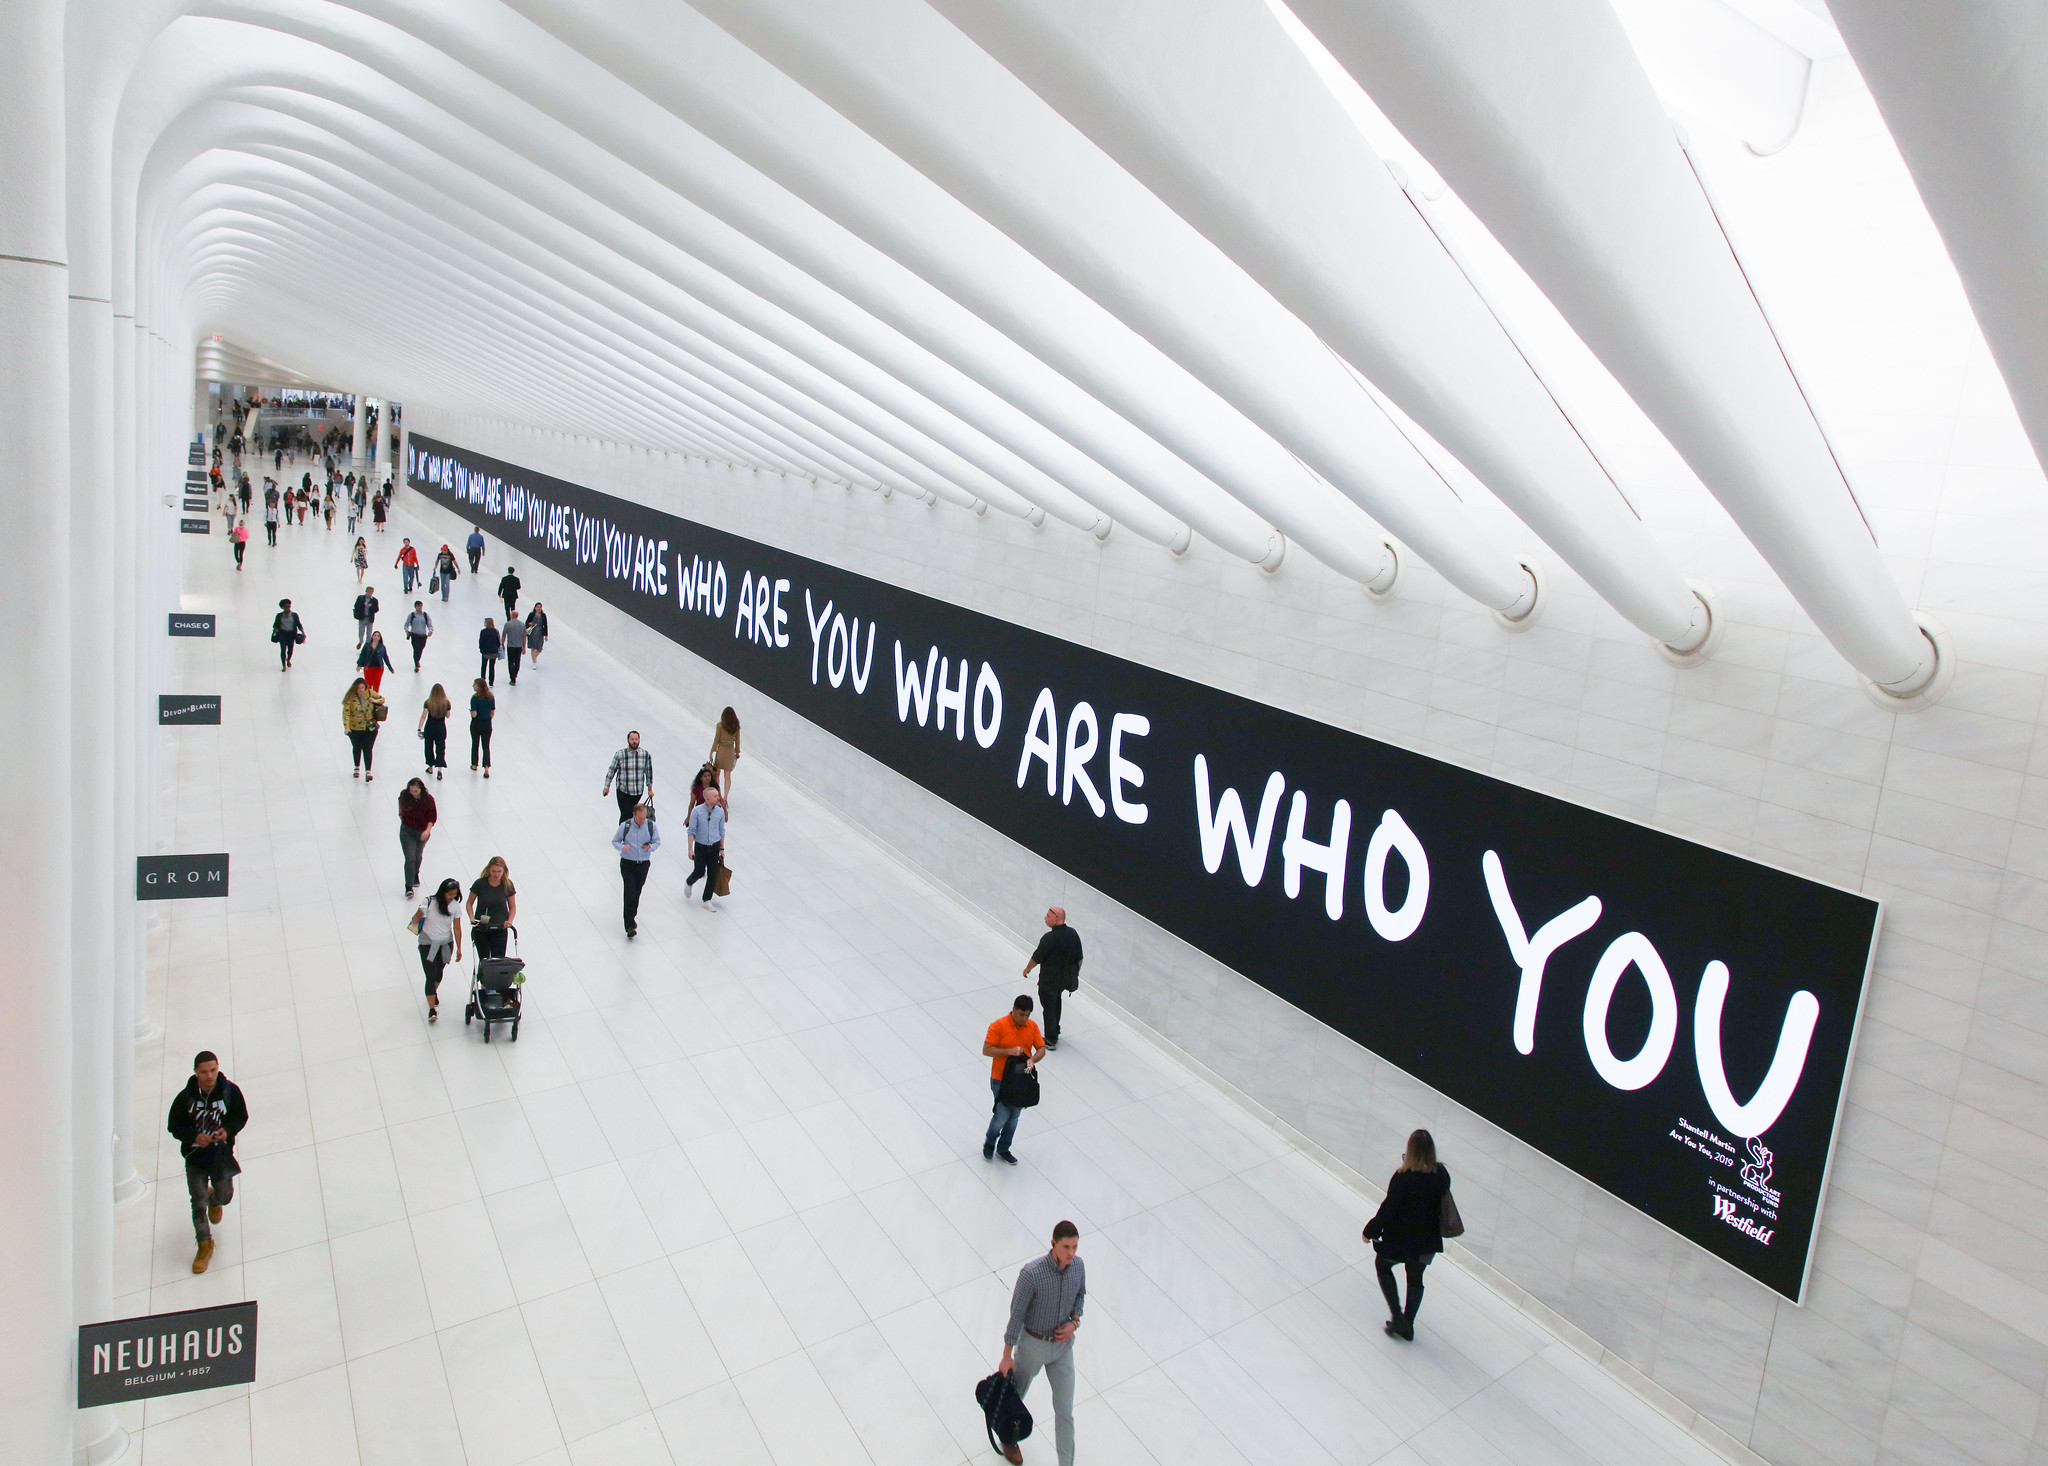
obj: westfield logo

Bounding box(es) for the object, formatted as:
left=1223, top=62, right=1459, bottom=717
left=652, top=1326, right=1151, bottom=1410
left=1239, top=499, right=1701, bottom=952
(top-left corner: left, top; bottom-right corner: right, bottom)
left=1713, top=1195, right=1774, bottom=1245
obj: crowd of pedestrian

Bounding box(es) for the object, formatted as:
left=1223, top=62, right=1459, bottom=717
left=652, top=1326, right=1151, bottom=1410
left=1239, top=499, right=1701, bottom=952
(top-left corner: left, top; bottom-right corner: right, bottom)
left=180, top=433, right=1468, bottom=1462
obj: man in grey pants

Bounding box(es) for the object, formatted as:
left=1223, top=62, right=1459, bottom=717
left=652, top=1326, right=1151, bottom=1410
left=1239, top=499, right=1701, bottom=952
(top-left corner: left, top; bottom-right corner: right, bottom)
left=166, top=1052, right=248, bottom=1275
left=996, top=1220, right=1084, bottom=1465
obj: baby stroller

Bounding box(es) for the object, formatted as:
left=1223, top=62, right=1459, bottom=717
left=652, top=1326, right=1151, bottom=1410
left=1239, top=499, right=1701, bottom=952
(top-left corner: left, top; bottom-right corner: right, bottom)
left=465, top=925, right=524, bottom=1041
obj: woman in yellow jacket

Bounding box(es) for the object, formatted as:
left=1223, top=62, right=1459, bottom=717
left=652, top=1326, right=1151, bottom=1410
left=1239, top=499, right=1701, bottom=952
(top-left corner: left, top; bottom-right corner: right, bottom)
left=708, top=706, right=741, bottom=807
left=342, top=676, right=388, bottom=782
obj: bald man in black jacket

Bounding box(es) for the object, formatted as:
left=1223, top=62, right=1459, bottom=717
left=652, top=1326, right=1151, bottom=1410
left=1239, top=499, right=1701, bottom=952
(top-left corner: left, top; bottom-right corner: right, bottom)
left=1023, top=907, right=1083, bottom=1050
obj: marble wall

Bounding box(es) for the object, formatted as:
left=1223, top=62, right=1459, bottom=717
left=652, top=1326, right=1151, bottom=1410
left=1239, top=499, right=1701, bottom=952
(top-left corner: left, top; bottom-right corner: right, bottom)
left=392, top=55, right=2048, bottom=1466
left=406, top=351, right=2048, bottom=1466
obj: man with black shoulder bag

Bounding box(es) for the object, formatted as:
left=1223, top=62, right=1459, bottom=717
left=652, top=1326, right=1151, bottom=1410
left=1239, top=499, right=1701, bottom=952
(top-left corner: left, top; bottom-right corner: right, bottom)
left=981, top=995, right=1044, bottom=1165
left=1022, top=907, right=1082, bottom=1050
left=987, top=1220, right=1084, bottom=1465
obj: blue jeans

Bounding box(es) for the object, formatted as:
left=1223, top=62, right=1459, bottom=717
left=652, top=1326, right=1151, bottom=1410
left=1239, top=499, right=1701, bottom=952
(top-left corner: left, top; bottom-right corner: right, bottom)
left=985, top=1079, right=1021, bottom=1154
left=402, top=565, right=416, bottom=592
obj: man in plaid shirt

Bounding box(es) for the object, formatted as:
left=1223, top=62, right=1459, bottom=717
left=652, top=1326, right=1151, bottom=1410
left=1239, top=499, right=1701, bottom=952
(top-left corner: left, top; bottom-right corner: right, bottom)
left=603, top=730, right=654, bottom=823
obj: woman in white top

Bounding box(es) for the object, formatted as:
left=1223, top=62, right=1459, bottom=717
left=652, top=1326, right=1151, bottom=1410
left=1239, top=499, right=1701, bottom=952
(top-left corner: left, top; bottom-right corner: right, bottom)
left=413, top=877, right=464, bottom=1023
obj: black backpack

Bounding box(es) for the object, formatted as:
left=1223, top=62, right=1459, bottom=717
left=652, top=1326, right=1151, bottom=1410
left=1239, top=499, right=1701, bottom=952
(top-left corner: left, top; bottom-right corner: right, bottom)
left=997, top=1054, right=1040, bottom=1110
left=974, top=1370, right=1033, bottom=1454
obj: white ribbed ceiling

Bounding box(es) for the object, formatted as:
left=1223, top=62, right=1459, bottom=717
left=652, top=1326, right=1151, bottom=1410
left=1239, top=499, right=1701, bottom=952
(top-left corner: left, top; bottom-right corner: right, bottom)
left=77, top=0, right=2045, bottom=698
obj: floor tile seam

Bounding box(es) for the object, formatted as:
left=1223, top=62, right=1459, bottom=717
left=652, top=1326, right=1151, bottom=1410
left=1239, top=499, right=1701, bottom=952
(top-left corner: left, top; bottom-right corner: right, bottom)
left=1092, top=1357, right=1259, bottom=1466
left=172, top=507, right=1597, bottom=1466
left=723, top=1345, right=884, bottom=1466
left=509, top=1278, right=653, bottom=1456
left=1157, top=1336, right=1365, bottom=1466
left=1227, top=1296, right=1450, bottom=1440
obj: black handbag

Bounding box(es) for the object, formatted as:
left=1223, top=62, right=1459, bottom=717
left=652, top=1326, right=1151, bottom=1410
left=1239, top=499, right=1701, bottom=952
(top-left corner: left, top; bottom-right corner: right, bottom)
left=997, top=1055, right=1040, bottom=1109
left=974, top=1370, right=1033, bottom=1455
left=1440, top=1189, right=1466, bottom=1240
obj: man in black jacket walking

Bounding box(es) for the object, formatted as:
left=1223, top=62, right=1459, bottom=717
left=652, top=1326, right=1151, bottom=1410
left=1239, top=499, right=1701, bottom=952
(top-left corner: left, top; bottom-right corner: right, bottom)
left=497, top=566, right=521, bottom=621
left=478, top=617, right=502, bottom=685
left=1022, top=907, right=1083, bottom=1050
left=167, top=1051, right=248, bottom=1273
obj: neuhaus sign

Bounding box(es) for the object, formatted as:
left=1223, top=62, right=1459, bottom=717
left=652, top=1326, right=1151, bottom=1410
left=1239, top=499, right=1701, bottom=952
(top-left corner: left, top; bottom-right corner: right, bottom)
left=78, top=1302, right=256, bottom=1406
left=410, top=434, right=1877, bottom=1302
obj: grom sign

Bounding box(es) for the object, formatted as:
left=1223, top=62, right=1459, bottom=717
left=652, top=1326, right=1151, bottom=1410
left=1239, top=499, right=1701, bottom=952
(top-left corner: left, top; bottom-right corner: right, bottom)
left=136, top=854, right=229, bottom=900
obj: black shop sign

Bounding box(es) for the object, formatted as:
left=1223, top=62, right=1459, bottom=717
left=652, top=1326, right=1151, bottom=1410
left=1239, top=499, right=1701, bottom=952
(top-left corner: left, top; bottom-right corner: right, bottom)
left=136, top=855, right=229, bottom=900
left=179, top=518, right=210, bottom=535
left=409, top=434, right=1879, bottom=1302
left=159, top=696, right=222, bottom=726
left=78, top=1302, right=256, bottom=1406
left=167, top=614, right=215, bottom=637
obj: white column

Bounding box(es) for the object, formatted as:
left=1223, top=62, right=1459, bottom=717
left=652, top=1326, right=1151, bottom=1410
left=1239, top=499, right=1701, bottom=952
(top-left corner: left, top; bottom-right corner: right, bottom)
left=0, top=4, right=78, bottom=1464
left=351, top=390, right=366, bottom=469
left=69, top=294, right=125, bottom=1466
left=109, top=313, right=150, bottom=1221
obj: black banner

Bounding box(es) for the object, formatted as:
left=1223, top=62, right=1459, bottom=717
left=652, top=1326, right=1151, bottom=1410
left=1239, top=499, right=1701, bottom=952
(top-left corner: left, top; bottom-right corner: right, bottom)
left=180, top=518, right=210, bottom=535
left=183, top=498, right=209, bottom=513
left=137, top=854, right=229, bottom=900
left=409, top=434, right=1876, bottom=1301
left=159, top=696, right=222, bottom=726
left=78, top=1302, right=256, bottom=1406
left=168, top=613, right=215, bottom=637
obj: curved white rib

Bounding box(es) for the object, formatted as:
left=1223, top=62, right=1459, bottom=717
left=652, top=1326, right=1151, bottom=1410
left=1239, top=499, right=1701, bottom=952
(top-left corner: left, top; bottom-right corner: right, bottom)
left=179, top=137, right=965, bottom=498
left=185, top=3, right=1228, bottom=554
left=506, top=0, right=1415, bottom=583
left=932, top=0, right=1705, bottom=646
left=1286, top=0, right=1938, bottom=690
left=116, top=22, right=1122, bottom=536
left=130, top=20, right=1089, bottom=528
left=664, top=0, right=1527, bottom=604
left=1826, top=1, right=2048, bottom=479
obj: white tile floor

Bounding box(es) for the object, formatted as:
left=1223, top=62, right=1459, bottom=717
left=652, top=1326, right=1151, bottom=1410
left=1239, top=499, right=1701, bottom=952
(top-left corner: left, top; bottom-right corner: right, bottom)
left=118, top=475, right=1738, bottom=1464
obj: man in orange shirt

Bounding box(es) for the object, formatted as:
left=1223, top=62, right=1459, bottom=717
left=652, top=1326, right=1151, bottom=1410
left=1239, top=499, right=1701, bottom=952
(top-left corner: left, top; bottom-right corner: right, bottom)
left=983, top=996, right=1045, bottom=1164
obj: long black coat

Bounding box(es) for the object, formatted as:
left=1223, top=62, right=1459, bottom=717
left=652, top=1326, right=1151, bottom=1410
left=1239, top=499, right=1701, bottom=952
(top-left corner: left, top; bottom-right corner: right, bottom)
left=1364, top=1166, right=1451, bottom=1261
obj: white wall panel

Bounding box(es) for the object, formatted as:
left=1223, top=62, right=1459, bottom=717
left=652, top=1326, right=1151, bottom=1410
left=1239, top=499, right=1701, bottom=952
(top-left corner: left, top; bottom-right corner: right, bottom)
left=398, top=73, right=2048, bottom=1446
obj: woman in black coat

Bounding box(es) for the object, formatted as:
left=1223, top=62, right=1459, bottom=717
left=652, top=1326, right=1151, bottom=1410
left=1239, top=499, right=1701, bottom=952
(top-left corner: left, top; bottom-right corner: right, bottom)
left=270, top=598, right=304, bottom=670
left=1363, top=1129, right=1453, bottom=1340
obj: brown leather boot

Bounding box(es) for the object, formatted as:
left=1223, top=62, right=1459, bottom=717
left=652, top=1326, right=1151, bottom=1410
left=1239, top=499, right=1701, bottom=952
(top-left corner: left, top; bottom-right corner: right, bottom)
left=209, top=1204, right=223, bottom=1224
left=1002, top=1446, right=1022, bottom=1466
left=192, top=1239, right=215, bottom=1274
